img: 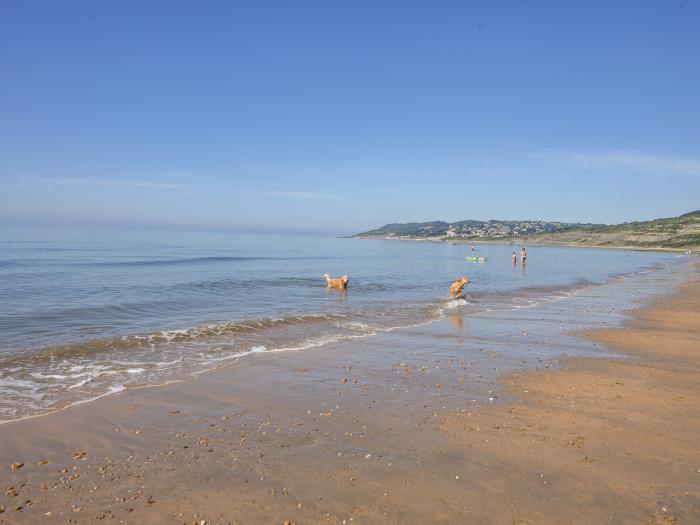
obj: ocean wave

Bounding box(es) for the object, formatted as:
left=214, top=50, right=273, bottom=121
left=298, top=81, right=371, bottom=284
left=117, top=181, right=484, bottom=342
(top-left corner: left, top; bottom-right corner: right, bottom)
left=89, top=256, right=278, bottom=267
left=183, top=276, right=329, bottom=293
left=81, top=255, right=342, bottom=268
left=0, top=313, right=351, bottom=366
left=0, top=262, right=682, bottom=425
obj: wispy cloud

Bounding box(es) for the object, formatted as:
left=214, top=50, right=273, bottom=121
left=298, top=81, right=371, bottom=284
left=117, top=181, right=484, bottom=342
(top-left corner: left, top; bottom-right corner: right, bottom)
left=530, top=149, right=700, bottom=177
left=42, top=177, right=190, bottom=189
left=0, top=183, right=25, bottom=193
left=247, top=190, right=337, bottom=200
left=299, top=165, right=415, bottom=184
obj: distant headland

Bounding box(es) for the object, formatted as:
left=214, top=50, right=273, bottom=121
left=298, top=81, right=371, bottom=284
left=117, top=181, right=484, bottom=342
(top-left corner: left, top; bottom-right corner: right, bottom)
left=353, top=210, right=700, bottom=250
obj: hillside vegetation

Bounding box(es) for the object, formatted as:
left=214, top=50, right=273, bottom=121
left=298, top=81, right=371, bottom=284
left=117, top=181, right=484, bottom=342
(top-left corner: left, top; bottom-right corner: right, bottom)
left=354, top=211, right=700, bottom=249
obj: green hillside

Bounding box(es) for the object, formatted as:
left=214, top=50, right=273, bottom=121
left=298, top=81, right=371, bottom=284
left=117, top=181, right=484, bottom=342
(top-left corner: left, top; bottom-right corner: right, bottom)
left=528, top=211, right=700, bottom=248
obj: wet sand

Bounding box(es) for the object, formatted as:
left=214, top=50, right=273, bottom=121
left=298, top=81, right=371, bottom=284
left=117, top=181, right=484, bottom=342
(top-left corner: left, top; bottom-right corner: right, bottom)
left=1, top=265, right=698, bottom=524
left=441, top=268, right=700, bottom=524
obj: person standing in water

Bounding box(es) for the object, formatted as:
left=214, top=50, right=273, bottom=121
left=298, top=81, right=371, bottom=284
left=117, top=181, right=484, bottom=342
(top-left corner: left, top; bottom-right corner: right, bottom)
left=512, top=251, right=517, bottom=264
left=520, top=247, right=527, bottom=263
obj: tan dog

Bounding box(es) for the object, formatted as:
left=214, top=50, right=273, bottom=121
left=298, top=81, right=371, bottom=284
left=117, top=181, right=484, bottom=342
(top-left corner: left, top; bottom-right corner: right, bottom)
left=450, top=276, right=469, bottom=298
left=324, top=273, right=349, bottom=290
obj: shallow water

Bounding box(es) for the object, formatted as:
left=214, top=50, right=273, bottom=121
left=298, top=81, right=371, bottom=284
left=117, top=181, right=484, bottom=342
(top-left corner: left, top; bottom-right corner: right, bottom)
left=0, top=226, right=692, bottom=422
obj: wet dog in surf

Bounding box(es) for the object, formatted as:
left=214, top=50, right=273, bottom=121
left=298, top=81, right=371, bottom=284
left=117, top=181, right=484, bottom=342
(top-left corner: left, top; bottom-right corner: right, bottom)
left=324, top=273, right=349, bottom=290
left=450, top=276, right=469, bottom=298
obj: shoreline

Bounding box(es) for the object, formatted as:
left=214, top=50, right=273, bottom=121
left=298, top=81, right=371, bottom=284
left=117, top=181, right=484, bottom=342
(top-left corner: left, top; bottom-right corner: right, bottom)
left=1, top=263, right=697, bottom=523
left=3, top=251, right=668, bottom=427
left=352, top=235, right=699, bottom=253
left=0, top=254, right=668, bottom=428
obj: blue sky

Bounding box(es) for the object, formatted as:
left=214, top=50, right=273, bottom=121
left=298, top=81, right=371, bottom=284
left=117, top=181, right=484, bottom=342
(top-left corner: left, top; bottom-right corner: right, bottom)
left=1, top=1, right=698, bottom=235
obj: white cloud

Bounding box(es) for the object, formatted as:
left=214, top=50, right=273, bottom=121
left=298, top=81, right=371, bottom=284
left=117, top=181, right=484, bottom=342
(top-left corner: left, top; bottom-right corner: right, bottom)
left=531, top=149, right=700, bottom=177
left=42, top=177, right=189, bottom=189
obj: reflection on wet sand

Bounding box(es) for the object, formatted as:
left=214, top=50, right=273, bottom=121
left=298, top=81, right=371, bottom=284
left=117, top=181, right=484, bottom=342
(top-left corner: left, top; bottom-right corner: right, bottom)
left=449, top=311, right=465, bottom=331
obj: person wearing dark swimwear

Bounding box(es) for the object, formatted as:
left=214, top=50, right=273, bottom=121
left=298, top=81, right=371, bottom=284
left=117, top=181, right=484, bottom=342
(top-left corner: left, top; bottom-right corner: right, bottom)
left=520, top=247, right=527, bottom=263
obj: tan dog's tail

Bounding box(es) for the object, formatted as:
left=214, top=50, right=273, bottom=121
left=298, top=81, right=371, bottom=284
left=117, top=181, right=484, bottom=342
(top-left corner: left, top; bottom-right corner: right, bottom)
left=323, top=273, right=331, bottom=283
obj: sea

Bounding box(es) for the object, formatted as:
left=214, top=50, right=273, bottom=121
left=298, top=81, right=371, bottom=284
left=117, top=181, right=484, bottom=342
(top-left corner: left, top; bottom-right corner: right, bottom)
left=0, top=226, right=693, bottom=424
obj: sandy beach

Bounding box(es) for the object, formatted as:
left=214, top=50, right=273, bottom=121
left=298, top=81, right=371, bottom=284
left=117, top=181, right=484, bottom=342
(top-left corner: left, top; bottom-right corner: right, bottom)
left=4, top=2, right=699, bottom=523
left=1, top=263, right=698, bottom=525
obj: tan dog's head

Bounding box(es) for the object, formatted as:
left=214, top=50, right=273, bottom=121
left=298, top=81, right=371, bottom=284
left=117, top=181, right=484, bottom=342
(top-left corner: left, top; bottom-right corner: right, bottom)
left=457, top=276, right=469, bottom=286
left=340, top=275, right=349, bottom=285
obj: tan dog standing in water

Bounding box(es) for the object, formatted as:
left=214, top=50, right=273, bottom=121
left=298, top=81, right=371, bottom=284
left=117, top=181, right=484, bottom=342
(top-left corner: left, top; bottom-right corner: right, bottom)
left=450, top=276, right=469, bottom=298
left=324, top=273, right=349, bottom=290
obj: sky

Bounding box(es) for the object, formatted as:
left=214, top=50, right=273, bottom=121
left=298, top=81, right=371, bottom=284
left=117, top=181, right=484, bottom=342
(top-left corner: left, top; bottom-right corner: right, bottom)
left=1, top=1, right=698, bottom=235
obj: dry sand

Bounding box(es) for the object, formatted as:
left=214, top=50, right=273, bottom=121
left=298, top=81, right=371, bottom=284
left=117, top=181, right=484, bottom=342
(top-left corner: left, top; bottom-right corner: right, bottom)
left=1, top=266, right=698, bottom=524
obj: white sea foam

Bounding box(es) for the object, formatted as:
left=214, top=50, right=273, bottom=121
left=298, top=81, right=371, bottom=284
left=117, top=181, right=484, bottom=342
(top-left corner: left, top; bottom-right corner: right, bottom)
left=444, top=298, right=468, bottom=309
left=67, top=377, right=93, bottom=389
left=30, top=373, right=69, bottom=380
left=338, top=321, right=374, bottom=331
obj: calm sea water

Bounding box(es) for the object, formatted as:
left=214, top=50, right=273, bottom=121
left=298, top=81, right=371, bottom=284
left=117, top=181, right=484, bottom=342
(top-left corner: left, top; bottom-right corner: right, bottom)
left=0, top=227, right=688, bottom=423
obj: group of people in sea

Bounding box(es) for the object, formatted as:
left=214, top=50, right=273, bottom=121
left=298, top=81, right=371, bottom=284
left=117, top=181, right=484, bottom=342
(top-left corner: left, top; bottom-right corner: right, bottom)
left=512, top=247, right=527, bottom=265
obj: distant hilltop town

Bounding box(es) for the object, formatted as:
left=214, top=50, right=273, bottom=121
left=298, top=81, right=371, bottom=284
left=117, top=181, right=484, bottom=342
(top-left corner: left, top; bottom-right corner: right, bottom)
left=354, top=219, right=601, bottom=240
left=353, top=211, right=700, bottom=250
left=444, top=220, right=582, bottom=238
